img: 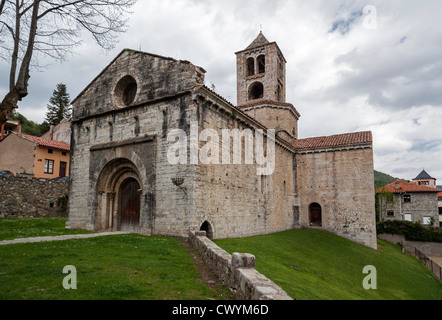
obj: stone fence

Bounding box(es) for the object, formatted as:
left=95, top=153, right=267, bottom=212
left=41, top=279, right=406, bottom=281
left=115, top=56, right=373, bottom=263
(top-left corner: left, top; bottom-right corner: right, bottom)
left=0, top=176, right=69, bottom=218
left=378, top=233, right=442, bottom=256
left=188, top=230, right=293, bottom=300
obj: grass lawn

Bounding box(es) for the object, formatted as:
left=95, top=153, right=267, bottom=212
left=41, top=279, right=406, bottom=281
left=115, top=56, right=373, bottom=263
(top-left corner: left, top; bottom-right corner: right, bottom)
left=0, top=217, right=93, bottom=241
left=0, top=234, right=232, bottom=300
left=215, top=229, right=442, bottom=300
left=0, top=218, right=232, bottom=300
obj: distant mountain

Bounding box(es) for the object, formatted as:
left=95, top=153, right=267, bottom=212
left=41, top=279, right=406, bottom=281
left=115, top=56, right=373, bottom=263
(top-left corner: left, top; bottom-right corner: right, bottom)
left=437, top=185, right=442, bottom=190
left=374, top=170, right=406, bottom=190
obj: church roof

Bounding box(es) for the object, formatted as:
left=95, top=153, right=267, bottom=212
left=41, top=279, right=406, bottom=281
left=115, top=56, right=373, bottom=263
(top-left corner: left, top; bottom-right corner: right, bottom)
left=246, top=31, right=270, bottom=50
left=292, top=131, right=372, bottom=150
left=377, top=180, right=441, bottom=193
left=413, top=169, right=435, bottom=180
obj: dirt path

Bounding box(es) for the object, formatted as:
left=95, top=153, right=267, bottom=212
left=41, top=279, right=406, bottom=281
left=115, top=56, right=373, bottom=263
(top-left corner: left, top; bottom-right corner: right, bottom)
left=0, top=231, right=130, bottom=246
left=179, top=237, right=234, bottom=300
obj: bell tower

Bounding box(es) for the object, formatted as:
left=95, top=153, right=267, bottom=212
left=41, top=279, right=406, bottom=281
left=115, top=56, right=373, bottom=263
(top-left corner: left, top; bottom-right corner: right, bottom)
left=235, top=32, right=300, bottom=141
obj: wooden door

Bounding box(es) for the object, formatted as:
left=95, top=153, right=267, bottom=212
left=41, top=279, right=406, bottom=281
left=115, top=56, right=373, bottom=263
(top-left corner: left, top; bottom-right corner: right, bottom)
left=59, top=162, right=67, bottom=177
left=120, top=178, right=140, bottom=229
left=309, top=203, right=322, bottom=226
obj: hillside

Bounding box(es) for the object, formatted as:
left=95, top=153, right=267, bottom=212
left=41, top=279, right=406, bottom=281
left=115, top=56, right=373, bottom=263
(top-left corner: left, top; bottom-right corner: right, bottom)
left=374, top=170, right=406, bottom=189
left=215, top=229, right=442, bottom=300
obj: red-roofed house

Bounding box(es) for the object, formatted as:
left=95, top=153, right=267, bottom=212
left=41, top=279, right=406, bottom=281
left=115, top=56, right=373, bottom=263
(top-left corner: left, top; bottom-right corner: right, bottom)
left=376, top=177, right=440, bottom=227
left=0, top=131, right=70, bottom=178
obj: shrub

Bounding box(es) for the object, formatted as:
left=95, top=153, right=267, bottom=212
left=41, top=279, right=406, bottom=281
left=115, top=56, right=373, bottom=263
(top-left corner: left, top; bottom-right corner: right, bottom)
left=377, top=220, right=442, bottom=242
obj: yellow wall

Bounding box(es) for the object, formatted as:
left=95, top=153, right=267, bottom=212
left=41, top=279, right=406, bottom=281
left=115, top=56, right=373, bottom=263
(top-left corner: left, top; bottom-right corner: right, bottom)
left=34, top=146, right=70, bottom=178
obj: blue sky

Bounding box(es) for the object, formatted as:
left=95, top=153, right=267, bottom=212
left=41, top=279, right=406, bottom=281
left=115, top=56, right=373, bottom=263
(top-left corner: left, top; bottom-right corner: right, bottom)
left=1, top=0, right=441, bottom=182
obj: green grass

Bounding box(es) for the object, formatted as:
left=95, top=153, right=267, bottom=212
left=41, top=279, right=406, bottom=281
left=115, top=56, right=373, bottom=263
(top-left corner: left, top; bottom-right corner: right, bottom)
left=215, top=229, right=442, bottom=300
left=0, top=217, right=93, bottom=241
left=0, top=234, right=232, bottom=300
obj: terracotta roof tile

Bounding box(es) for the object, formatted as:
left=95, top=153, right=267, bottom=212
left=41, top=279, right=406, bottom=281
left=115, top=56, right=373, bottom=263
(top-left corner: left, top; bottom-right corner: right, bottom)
left=377, top=180, right=441, bottom=193
left=13, top=132, right=70, bottom=152
left=292, top=131, right=372, bottom=150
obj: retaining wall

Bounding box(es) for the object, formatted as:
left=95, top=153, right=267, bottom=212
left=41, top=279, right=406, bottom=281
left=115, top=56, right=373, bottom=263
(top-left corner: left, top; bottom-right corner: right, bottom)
left=188, top=230, right=293, bottom=300
left=0, top=176, right=69, bottom=217
left=378, top=233, right=442, bottom=256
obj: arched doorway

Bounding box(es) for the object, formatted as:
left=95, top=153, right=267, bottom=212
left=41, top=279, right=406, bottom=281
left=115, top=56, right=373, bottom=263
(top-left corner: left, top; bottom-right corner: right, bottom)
left=200, top=221, right=214, bottom=239
left=119, top=178, right=141, bottom=231
left=96, top=158, right=143, bottom=233
left=309, top=203, right=322, bottom=227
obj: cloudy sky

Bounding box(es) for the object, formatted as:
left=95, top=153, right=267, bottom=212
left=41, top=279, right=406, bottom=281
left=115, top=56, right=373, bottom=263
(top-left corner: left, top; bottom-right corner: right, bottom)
left=1, top=0, right=441, bottom=183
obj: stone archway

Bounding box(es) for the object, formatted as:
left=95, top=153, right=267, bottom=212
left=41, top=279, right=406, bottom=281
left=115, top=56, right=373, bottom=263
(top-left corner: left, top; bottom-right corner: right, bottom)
left=96, top=158, right=142, bottom=232
left=200, top=221, right=214, bottom=239
left=309, top=203, right=322, bottom=227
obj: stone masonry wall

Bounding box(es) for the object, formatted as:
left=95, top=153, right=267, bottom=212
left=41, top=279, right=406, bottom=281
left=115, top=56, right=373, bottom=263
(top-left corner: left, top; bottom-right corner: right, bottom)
left=188, top=230, right=293, bottom=300
left=192, top=90, right=298, bottom=239
left=297, top=146, right=377, bottom=250
left=0, top=176, right=69, bottom=217
left=379, top=193, right=439, bottom=227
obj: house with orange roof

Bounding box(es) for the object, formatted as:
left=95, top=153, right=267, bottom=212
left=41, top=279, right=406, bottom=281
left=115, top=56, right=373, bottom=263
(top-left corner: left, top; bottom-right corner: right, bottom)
left=376, top=171, right=440, bottom=227
left=0, top=131, right=70, bottom=178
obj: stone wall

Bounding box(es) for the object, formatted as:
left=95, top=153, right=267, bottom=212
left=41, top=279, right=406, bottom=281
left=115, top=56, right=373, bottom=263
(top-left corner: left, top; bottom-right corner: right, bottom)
left=188, top=230, right=293, bottom=300
left=0, top=176, right=69, bottom=217
left=378, top=193, right=439, bottom=227
left=192, top=89, right=299, bottom=239
left=296, top=146, right=377, bottom=250
left=378, top=233, right=442, bottom=256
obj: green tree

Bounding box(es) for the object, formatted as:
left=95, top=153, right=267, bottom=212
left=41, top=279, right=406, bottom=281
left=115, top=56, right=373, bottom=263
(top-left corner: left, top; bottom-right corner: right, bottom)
left=10, top=110, right=46, bottom=136
left=45, top=83, right=71, bottom=126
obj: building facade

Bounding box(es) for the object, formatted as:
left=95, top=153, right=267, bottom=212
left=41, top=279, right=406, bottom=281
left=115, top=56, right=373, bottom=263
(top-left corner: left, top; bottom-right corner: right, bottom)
left=0, top=132, right=70, bottom=178
left=377, top=178, right=440, bottom=227
left=67, top=33, right=377, bottom=249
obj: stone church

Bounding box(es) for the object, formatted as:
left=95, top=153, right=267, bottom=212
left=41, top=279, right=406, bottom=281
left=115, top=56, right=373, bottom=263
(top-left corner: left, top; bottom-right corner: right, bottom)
left=67, top=32, right=377, bottom=249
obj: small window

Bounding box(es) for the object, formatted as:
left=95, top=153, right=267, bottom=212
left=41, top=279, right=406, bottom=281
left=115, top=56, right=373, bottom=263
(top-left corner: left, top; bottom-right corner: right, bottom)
left=62, top=152, right=67, bottom=156
left=423, top=217, right=431, bottom=225
left=123, top=82, right=137, bottom=106
left=403, top=194, right=411, bottom=203
left=48, top=149, right=54, bottom=154
left=283, top=181, right=287, bottom=196
left=115, top=75, right=137, bottom=107
left=44, top=159, right=54, bottom=174
left=387, top=210, right=394, bottom=217
left=257, top=55, right=265, bottom=74
left=246, top=57, right=255, bottom=76
left=404, top=214, right=412, bottom=222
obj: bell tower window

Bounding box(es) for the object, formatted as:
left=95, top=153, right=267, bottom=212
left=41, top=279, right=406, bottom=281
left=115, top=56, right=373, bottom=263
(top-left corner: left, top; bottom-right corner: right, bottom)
left=246, top=57, right=255, bottom=76
left=248, top=82, right=264, bottom=100
left=257, top=55, right=265, bottom=74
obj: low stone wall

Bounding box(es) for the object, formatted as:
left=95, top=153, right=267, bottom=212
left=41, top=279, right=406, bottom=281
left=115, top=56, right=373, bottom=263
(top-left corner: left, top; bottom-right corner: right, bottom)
left=188, top=231, right=293, bottom=300
left=0, top=176, right=69, bottom=218
left=378, top=233, right=442, bottom=256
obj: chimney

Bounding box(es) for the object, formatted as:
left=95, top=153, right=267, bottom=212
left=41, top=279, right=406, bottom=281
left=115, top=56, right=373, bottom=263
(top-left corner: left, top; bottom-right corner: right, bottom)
left=49, top=125, right=54, bottom=140
left=394, top=182, right=401, bottom=190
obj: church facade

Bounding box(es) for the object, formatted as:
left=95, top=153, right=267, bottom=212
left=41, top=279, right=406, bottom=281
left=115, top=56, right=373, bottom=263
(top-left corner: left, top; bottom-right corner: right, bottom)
left=67, top=33, right=377, bottom=249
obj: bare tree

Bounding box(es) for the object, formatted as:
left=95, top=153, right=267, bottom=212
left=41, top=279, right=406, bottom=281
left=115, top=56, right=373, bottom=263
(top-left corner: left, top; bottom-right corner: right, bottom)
left=0, top=0, right=136, bottom=126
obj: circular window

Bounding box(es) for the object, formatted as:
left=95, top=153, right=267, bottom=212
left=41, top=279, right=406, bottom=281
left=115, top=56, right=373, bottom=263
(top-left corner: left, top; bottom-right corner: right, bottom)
left=115, top=75, right=137, bottom=107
